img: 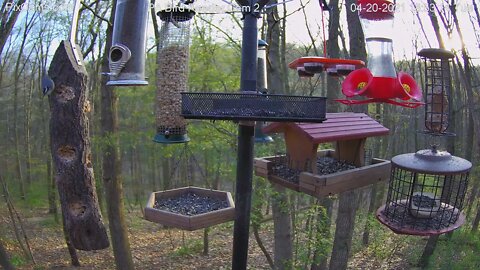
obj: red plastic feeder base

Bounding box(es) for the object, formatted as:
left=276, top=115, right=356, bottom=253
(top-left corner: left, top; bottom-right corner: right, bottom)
left=376, top=204, right=466, bottom=236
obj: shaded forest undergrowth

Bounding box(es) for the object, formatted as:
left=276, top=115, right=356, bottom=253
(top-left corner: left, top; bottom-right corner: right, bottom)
left=2, top=201, right=480, bottom=270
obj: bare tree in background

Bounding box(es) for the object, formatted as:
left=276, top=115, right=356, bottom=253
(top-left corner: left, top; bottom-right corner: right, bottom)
left=100, top=1, right=135, bottom=269
left=0, top=0, right=26, bottom=54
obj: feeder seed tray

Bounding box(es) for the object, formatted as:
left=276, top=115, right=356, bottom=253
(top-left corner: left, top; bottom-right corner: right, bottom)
left=181, top=92, right=327, bottom=122
left=144, top=186, right=235, bottom=231
left=255, top=150, right=391, bottom=197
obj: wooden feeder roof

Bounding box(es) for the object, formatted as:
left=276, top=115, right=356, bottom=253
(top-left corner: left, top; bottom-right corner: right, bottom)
left=262, top=113, right=389, bottom=143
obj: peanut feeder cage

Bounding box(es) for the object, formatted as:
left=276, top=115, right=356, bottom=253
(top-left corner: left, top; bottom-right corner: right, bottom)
left=376, top=48, right=472, bottom=236
left=154, top=7, right=195, bottom=144
left=418, top=48, right=454, bottom=135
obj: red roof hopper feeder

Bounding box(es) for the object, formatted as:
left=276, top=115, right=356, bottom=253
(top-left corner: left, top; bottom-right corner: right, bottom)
left=255, top=113, right=391, bottom=197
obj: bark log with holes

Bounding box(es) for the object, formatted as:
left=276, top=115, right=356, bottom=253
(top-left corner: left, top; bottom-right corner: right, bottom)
left=48, top=40, right=109, bottom=251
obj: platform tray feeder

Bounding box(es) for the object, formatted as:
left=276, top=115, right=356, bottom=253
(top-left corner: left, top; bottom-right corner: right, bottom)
left=144, top=186, right=235, bottom=231
left=254, top=113, right=391, bottom=197
left=181, top=92, right=327, bottom=122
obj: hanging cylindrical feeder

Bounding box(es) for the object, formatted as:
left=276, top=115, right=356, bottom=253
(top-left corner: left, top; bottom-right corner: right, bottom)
left=254, top=39, right=273, bottom=143
left=418, top=48, right=454, bottom=134
left=377, top=148, right=471, bottom=236
left=154, top=7, right=195, bottom=144
left=107, top=0, right=149, bottom=86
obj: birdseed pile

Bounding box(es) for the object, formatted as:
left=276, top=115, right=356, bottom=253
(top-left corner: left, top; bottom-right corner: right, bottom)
left=271, top=156, right=357, bottom=184
left=154, top=192, right=229, bottom=216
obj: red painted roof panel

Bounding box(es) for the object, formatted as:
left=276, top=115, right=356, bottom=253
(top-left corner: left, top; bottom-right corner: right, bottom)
left=263, top=113, right=389, bottom=143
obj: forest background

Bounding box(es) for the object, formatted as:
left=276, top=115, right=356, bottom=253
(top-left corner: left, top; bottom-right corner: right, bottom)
left=0, top=0, right=479, bottom=269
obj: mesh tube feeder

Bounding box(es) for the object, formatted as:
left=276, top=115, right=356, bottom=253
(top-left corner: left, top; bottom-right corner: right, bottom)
left=254, top=39, right=273, bottom=143
left=154, top=7, right=195, bottom=144
left=418, top=48, right=455, bottom=135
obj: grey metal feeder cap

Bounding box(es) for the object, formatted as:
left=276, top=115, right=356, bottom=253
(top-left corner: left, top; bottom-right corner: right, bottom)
left=418, top=48, right=455, bottom=59
left=392, top=149, right=472, bottom=174
left=158, top=8, right=195, bottom=22
left=258, top=39, right=268, bottom=48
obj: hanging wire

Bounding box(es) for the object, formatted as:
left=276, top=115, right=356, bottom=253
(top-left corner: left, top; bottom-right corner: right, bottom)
left=319, top=0, right=329, bottom=57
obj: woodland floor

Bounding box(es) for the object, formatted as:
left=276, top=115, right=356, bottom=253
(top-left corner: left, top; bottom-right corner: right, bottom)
left=0, top=205, right=434, bottom=270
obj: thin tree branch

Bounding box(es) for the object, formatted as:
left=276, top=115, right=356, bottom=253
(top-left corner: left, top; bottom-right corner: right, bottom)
left=81, top=1, right=111, bottom=26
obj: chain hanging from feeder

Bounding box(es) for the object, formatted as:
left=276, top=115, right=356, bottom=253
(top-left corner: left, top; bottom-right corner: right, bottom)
left=418, top=48, right=455, bottom=135
left=154, top=4, right=195, bottom=144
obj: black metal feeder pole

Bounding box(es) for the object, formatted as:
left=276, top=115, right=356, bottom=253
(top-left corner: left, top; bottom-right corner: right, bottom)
left=232, top=1, right=263, bottom=269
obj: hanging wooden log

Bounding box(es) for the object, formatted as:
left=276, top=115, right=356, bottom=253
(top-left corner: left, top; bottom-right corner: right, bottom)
left=48, top=41, right=109, bottom=251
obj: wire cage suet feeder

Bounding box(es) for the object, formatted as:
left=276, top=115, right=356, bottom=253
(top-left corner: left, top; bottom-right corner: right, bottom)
left=418, top=48, right=454, bottom=135
left=154, top=7, right=195, bottom=144
left=377, top=149, right=471, bottom=235
left=107, top=0, right=149, bottom=86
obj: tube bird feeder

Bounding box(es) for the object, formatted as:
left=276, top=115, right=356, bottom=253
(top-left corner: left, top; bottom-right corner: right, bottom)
left=107, top=0, right=149, bottom=86
left=254, top=40, right=273, bottom=143
left=154, top=7, right=195, bottom=144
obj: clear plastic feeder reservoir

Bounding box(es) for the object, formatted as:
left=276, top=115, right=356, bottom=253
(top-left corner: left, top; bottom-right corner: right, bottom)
left=340, top=0, right=422, bottom=107
left=359, top=0, right=396, bottom=78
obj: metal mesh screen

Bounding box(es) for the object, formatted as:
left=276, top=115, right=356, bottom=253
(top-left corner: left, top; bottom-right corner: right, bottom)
left=155, top=9, right=193, bottom=136
left=181, top=92, right=327, bottom=122
left=380, top=163, right=469, bottom=234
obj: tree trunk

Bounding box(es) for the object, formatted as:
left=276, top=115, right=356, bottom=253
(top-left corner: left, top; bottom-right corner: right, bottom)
left=162, top=158, right=170, bottom=190
left=449, top=1, right=480, bottom=233
left=311, top=197, right=333, bottom=270
left=61, top=209, right=80, bottom=266
left=326, top=0, right=341, bottom=112
left=272, top=184, right=293, bottom=270
left=100, top=0, right=135, bottom=268
left=362, top=183, right=377, bottom=246
left=329, top=189, right=358, bottom=270
left=0, top=0, right=26, bottom=54
left=203, top=228, right=209, bottom=256
left=49, top=41, right=109, bottom=251
left=473, top=208, right=480, bottom=231
left=266, top=0, right=283, bottom=94
left=0, top=240, right=15, bottom=270
left=418, top=235, right=439, bottom=268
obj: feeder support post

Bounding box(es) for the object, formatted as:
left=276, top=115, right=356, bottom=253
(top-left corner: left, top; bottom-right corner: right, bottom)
left=232, top=2, right=260, bottom=269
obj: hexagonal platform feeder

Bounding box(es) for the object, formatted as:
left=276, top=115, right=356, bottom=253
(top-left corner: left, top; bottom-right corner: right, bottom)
left=144, top=186, right=235, bottom=231
left=254, top=113, right=391, bottom=197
